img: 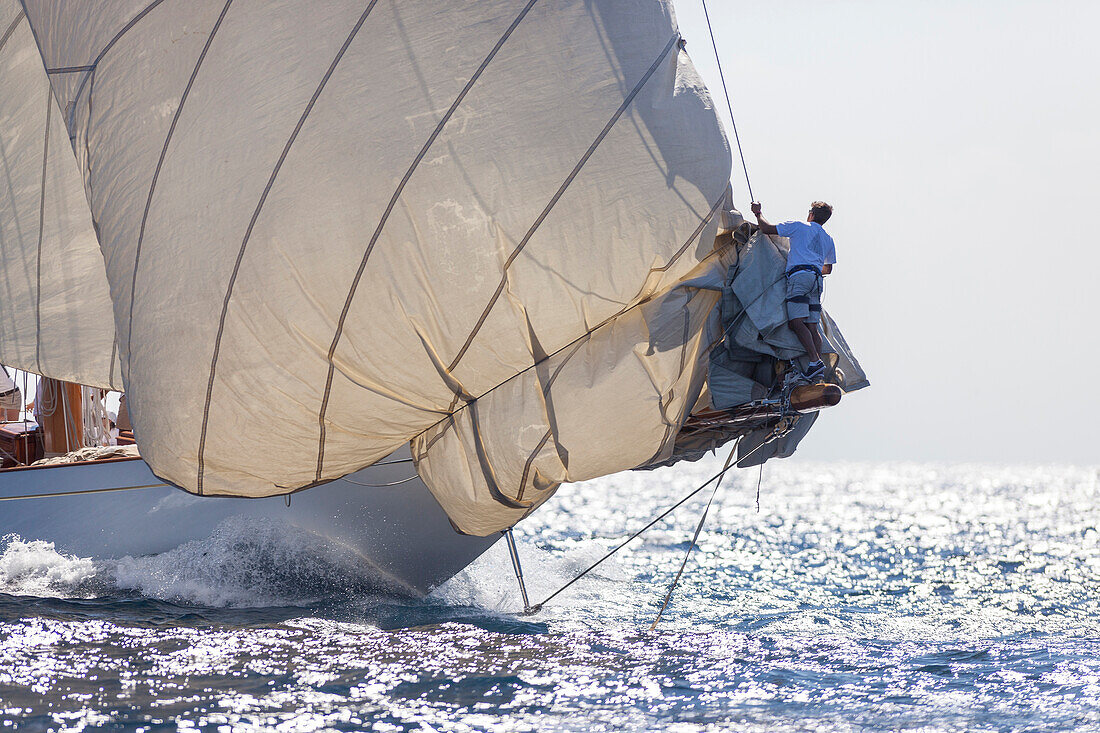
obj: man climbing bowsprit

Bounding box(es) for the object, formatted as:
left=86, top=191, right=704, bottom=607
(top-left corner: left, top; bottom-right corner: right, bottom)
left=750, top=200, right=836, bottom=381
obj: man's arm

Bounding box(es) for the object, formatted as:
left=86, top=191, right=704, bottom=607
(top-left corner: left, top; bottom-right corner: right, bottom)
left=750, top=202, right=779, bottom=236
left=822, top=263, right=833, bottom=275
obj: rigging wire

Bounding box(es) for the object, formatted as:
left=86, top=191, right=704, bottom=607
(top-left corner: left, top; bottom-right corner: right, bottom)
left=700, top=0, right=754, bottom=203
left=523, top=453, right=741, bottom=614
left=341, top=475, right=420, bottom=488
left=525, top=434, right=777, bottom=615
left=650, top=446, right=736, bottom=629
left=0, top=482, right=167, bottom=503
left=21, top=369, right=29, bottom=425
left=373, top=457, right=414, bottom=466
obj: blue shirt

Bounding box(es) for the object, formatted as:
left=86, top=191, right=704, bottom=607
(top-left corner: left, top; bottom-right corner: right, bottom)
left=776, top=220, right=836, bottom=273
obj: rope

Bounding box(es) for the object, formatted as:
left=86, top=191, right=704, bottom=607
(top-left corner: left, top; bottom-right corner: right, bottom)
left=650, top=447, right=736, bottom=629
left=524, top=453, right=742, bottom=614
left=755, top=462, right=763, bottom=512
left=700, top=0, right=754, bottom=203
left=81, top=387, right=112, bottom=448
left=525, top=424, right=785, bottom=616
left=35, top=375, right=57, bottom=417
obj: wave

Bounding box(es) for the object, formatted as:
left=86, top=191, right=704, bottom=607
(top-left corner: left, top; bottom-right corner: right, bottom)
left=0, top=517, right=411, bottom=608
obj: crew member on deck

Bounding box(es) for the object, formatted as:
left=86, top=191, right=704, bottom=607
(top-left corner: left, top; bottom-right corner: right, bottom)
left=750, top=201, right=836, bottom=380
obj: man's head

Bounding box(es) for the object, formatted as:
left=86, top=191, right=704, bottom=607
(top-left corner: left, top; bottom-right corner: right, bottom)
left=807, top=201, right=833, bottom=225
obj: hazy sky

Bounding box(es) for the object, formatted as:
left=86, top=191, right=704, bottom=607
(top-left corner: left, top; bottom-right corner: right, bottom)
left=671, top=0, right=1099, bottom=464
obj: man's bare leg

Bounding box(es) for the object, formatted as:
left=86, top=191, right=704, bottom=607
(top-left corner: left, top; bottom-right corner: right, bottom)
left=788, top=318, right=822, bottom=363
left=809, top=322, right=823, bottom=357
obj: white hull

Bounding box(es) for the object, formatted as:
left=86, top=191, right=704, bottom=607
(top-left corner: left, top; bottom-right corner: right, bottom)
left=0, top=448, right=497, bottom=595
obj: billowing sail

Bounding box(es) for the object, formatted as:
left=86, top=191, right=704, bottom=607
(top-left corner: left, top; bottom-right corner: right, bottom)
left=0, top=3, right=121, bottom=390
left=19, top=0, right=733, bottom=533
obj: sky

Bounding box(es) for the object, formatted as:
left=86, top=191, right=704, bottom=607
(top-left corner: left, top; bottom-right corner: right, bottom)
left=671, top=0, right=1100, bottom=464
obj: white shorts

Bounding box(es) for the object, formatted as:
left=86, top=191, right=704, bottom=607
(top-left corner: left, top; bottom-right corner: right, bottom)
left=785, top=270, right=822, bottom=324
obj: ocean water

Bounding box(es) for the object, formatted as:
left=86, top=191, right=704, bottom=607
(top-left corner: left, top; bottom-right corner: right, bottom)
left=2, top=459, right=1100, bottom=732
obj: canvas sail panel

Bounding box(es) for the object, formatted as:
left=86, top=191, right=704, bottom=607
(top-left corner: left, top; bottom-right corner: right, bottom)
left=413, top=250, right=732, bottom=536
left=21, top=1, right=731, bottom=505
left=0, top=3, right=121, bottom=390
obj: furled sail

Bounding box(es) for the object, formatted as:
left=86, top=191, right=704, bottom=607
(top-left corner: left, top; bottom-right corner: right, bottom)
left=0, top=2, right=121, bottom=390
left=19, top=0, right=733, bottom=534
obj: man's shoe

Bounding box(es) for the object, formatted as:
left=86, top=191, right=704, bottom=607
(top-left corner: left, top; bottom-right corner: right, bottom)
left=803, top=360, right=826, bottom=381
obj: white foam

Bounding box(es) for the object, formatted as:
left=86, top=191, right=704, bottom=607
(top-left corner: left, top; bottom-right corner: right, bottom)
left=1, top=517, right=411, bottom=608
left=0, top=535, right=98, bottom=597
left=110, top=516, right=406, bottom=607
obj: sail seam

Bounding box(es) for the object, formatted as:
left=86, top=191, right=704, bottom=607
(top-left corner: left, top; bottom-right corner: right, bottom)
left=34, top=88, right=50, bottom=375
left=587, top=12, right=706, bottom=225
left=652, top=196, right=725, bottom=280
left=313, top=0, right=541, bottom=481
left=515, top=336, right=587, bottom=501
left=197, top=0, right=381, bottom=493
left=414, top=193, right=725, bottom=453
left=444, top=33, right=682, bottom=374
left=64, top=0, right=171, bottom=130
left=46, top=65, right=94, bottom=74
left=126, top=0, right=234, bottom=398
left=0, top=11, right=23, bottom=55
left=648, top=302, right=695, bottom=464
left=85, top=68, right=94, bottom=213
left=652, top=211, right=718, bottom=273
left=516, top=429, right=552, bottom=502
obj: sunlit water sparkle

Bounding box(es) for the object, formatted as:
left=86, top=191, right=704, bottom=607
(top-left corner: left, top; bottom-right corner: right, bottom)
left=2, top=460, right=1100, bottom=731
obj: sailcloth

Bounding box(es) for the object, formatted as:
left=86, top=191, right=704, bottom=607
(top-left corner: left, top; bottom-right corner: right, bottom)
left=18, top=0, right=733, bottom=534
left=0, top=2, right=121, bottom=390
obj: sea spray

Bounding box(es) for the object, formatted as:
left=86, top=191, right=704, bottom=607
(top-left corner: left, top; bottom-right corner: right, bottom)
left=0, top=536, right=99, bottom=597
left=0, top=517, right=412, bottom=608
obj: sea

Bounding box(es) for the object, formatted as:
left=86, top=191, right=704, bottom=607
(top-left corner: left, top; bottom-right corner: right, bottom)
left=2, top=458, right=1100, bottom=732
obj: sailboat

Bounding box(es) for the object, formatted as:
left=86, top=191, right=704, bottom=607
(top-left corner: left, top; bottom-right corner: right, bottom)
left=0, top=1, right=866, bottom=596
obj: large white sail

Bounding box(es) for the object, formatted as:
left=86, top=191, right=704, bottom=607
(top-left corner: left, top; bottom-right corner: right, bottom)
left=0, top=3, right=121, bottom=390
left=19, top=0, right=732, bottom=533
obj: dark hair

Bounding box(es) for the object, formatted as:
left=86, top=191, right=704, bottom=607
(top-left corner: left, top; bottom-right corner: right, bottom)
left=810, top=201, right=833, bottom=224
